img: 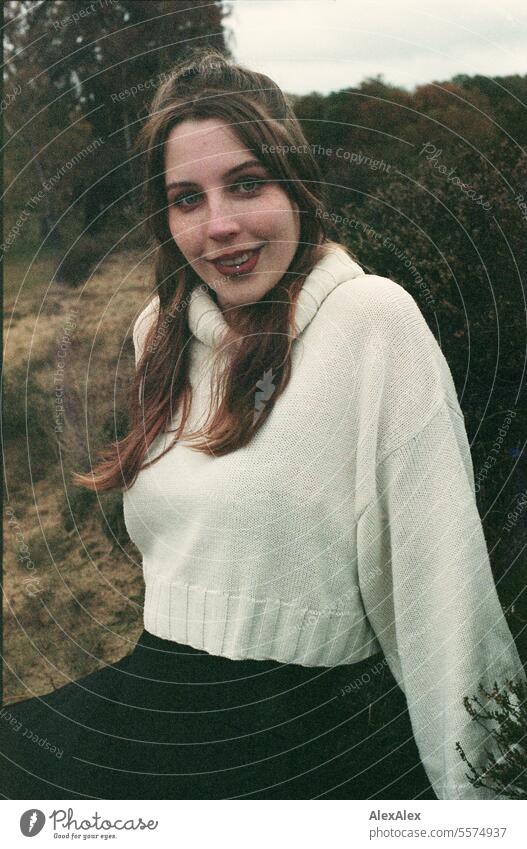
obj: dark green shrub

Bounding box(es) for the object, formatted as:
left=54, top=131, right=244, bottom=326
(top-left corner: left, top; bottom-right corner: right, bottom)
left=55, top=234, right=117, bottom=287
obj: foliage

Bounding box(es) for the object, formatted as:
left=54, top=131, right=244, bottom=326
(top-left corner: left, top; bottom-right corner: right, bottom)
left=3, top=0, right=231, bottom=249
left=54, top=232, right=120, bottom=286
left=456, top=678, right=527, bottom=799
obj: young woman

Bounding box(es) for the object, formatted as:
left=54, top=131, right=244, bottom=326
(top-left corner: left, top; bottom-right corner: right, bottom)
left=1, top=48, right=524, bottom=801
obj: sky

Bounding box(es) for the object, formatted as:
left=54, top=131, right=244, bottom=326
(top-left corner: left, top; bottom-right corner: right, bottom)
left=227, top=0, right=527, bottom=95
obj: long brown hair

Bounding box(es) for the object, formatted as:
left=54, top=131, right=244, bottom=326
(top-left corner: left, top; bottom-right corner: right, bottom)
left=73, top=46, right=352, bottom=493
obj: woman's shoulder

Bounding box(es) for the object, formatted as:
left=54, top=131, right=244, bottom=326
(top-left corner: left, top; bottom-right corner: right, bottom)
left=320, top=252, right=438, bottom=362
left=320, top=241, right=415, bottom=312
left=339, top=271, right=413, bottom=307
left=132, top=293, right=160, bottom=363
left=134, top=293, right=160, bottom=332
left=325, top=262, right=422, bottom=335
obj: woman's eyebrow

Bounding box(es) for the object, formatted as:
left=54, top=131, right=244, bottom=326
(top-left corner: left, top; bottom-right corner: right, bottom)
left=165, top=159, right=265, bottom=194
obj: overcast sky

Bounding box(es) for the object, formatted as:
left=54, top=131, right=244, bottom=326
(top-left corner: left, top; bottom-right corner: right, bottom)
left=228, top=0, right=527, bottom=95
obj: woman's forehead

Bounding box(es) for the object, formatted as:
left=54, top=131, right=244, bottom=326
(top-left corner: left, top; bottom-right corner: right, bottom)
left=164, top=118, right=257, bottom=181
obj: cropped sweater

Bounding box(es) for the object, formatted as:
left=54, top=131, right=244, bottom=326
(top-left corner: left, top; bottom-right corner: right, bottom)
left=123, top=245, right=524, bottom=800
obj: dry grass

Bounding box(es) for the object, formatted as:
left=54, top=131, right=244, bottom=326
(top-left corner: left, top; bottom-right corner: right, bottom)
left=3, top=248, right=155, bottom=704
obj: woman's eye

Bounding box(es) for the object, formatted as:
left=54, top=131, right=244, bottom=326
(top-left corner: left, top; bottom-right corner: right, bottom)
left=171, top=191, right=202, bottom=208
left=170, top=178, right=266, bottom=210
left=233, top=178, right=265, bottom=194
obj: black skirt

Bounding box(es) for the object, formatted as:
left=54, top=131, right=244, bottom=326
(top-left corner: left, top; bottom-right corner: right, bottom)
left=0, top=629, right=436, bottom=800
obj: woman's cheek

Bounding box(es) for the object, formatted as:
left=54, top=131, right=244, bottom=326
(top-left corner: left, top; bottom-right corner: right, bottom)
left=267, top=184, right=296, bottom=210
left=168, top=215, right=190, bottom=252
left=167, top=212, right=179, bottom=242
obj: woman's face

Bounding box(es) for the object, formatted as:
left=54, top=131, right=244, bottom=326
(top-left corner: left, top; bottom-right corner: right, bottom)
left=164, top=118, right=301, bottom=311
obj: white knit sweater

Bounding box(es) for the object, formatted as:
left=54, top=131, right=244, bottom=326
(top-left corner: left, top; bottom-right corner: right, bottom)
left=124, top=245, right=524, bottom=800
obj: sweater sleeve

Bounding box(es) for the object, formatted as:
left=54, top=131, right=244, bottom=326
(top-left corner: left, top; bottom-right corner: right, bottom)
left=356, top=398, right=525, bottom=799
left=132, top=295, right=160, bottom=369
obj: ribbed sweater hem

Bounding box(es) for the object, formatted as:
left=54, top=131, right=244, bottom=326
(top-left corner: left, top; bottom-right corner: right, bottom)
left=143, top=574, right=380, bottom=668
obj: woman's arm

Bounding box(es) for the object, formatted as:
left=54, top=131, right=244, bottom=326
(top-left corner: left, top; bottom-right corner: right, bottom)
left=356, top=324, right=525, bottom=799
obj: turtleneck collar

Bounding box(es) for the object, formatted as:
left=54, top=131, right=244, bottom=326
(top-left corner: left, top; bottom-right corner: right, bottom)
left=186, top=245, right=364, bottom=347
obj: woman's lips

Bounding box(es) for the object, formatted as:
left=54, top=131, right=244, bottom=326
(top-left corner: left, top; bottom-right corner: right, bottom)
left=211, top=245, right=264, bottom=277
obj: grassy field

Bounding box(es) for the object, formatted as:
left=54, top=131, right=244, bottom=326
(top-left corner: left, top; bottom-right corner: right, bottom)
left=3, top=245, right=155, bottom=704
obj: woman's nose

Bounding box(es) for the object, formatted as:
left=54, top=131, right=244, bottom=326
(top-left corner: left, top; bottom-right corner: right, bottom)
left=205, top=193, right=242, bottom=240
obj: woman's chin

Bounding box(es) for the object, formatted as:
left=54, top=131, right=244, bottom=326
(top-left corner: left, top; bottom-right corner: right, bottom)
left=212, top=276, right=278, bottom=309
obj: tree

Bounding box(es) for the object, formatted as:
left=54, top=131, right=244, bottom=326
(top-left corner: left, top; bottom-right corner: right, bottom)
left=3, top=1, right=232, bottom=245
